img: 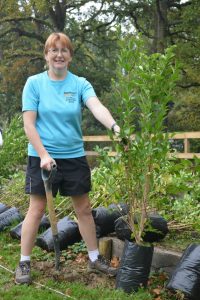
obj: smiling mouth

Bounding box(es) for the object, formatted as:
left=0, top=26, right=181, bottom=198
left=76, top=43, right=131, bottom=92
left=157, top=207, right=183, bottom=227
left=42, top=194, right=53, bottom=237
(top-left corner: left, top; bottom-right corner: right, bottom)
left=55, top=60, right=65, bottom=63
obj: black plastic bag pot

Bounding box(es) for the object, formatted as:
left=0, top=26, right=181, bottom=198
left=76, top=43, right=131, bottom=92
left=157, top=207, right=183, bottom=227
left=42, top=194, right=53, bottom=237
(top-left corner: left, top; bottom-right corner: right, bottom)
left=143, top=213, right=168, bottom=242
left=10, top=214, right=50, bottom=240
left=36, top=216, right=81, bottom=252
left=114, top=217, right=132, bottom=241
left=167, top=243, right=200, bottom=300
left=115, top=213, right=168, bottom=243
left=0, top=203, right=9, bottom=214
left=0, top=207, right=22, bottom=232
left=116, top=240, right=154, bottom=293
left=92, top=203, right=129, bottom=238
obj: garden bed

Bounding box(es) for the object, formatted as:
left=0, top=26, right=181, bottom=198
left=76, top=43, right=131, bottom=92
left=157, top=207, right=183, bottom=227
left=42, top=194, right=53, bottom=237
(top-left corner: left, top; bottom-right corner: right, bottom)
left=0, top=228, right=188, bottom=300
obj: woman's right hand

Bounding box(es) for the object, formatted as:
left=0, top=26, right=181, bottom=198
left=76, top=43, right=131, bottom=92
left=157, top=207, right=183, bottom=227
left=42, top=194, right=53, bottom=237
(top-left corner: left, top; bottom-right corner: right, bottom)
left=40, top=154, right=56, bottom=171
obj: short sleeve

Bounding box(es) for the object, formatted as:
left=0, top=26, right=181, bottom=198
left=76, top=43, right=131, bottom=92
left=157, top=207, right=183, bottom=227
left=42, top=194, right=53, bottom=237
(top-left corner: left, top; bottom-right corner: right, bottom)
left=22, top=77, right=39, bottom=112
left=80, top=78, right=96, bottom=105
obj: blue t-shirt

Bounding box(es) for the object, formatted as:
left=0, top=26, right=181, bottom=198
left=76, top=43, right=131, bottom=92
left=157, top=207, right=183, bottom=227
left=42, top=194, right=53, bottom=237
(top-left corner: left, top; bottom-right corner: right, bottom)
left=22, top=71, right=96, bottom=158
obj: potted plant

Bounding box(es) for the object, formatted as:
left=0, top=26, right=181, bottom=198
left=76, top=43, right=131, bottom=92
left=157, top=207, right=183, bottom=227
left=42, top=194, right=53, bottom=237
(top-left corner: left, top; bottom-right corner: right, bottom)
left=108, top=34, right=179, bottom=293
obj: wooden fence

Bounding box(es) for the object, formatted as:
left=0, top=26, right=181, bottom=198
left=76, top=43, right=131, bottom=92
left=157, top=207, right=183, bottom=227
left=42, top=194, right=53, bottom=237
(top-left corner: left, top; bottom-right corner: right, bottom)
left=83, top=131, right=200, bottom=159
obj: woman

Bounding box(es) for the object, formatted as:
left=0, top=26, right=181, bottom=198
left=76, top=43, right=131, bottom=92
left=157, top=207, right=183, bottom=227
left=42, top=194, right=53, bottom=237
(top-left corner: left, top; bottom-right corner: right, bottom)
left=15, top=32, right=120, bottom=284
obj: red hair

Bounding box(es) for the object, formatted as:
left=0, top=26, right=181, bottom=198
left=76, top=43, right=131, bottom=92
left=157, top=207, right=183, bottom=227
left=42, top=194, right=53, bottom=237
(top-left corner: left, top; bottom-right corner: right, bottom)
left=44, top=33, right=74, bottom=56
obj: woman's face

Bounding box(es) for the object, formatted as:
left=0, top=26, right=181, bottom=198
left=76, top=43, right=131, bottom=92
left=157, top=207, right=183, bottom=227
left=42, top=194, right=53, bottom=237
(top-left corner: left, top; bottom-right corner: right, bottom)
left=45, top=40, right=72, bottom=74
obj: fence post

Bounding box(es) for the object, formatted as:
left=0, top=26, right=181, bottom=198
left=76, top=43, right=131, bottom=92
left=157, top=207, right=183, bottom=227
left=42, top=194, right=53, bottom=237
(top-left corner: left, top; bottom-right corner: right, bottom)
left=184, top=138, right=190, bottom=154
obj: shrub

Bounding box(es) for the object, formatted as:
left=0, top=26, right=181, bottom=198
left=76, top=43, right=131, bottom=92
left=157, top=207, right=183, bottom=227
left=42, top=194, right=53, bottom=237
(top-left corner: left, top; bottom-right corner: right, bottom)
left=0, top=114, right=27, bottom=185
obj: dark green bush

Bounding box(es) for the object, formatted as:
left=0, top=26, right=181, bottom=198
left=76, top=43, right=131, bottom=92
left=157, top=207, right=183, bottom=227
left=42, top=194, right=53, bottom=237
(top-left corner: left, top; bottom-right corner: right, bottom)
left=0, top=114, right=28, bottom=185
left=168, top=96, right=200, bottom=132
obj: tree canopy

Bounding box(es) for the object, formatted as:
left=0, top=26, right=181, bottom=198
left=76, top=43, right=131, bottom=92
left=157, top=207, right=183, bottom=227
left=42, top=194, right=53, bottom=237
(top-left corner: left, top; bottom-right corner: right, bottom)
left=0, top=0, right=199, bottom=131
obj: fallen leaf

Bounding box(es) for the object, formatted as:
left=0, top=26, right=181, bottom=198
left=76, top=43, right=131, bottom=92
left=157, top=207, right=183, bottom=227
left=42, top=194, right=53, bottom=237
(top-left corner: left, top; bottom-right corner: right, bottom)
left=147, top=278, right=153, bottom=285
left=159, top=272, right=168, bottom=281
left=152, top=288, right=162, bottom=295
left=65, top=288, right=72, bottom=296
left=75, top=253, right=87, bottom=263
left=60, top=256, right=65, bottom=262
left=110, top=256, right=120, bottom=268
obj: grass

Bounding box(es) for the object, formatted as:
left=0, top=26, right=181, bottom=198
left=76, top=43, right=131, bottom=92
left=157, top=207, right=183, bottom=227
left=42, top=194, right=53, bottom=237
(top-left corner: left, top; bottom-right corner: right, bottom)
left=0, top=225, right=188, bottom=299
left=0, top=223, right=190, bottom=299
left=0, top=204, right=192, bottom=300
left=0, top=227, right=155, bottom=300
left=156, top=230, right=200, bottom=252
left=0, top=276, right=153, bottom=300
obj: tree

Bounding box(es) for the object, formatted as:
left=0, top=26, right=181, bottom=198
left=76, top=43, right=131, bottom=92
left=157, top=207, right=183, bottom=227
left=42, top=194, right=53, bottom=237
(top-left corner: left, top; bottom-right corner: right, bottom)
left=0, top=0, right=199, bottom=130
left=0, top=0, right=119, bottom=123
left=110, top=0, right=200, bottom=130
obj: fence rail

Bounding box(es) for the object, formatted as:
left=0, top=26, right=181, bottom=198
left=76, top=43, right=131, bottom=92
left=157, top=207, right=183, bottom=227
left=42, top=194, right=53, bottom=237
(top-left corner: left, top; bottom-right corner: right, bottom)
left=83, top=131, right=200, bottom=159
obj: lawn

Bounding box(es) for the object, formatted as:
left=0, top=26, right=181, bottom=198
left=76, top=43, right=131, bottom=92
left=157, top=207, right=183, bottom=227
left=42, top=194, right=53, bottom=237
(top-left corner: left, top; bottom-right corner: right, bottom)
left=0, top=224, right=188, bottom=300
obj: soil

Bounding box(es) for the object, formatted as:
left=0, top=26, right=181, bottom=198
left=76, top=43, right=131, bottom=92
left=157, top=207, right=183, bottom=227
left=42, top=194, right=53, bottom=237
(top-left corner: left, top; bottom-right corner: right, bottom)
left=32, top=253, right=116, bottom=289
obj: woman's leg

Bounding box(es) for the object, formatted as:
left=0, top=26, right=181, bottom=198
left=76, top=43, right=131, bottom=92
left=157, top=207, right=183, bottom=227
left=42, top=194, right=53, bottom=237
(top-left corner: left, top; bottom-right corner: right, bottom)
left=21, top=194, right=46, bottom=256
left=15, top=194, right=46, bottom=284
left=71, top=193, right=117, bottom=276
left=71, top=193, right=97, bottom=251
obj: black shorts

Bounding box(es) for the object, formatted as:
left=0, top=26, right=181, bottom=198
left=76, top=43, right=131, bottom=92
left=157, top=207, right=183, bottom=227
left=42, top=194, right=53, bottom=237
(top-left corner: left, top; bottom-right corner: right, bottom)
left=25, top=156, right=91, bottom=197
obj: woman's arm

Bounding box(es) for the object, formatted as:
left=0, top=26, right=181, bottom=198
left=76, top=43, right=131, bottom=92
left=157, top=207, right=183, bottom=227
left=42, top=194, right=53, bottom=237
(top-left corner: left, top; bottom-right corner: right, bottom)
left=23, top=111, right=55, bottom=170
left=86, top=97, right=120, bottom=134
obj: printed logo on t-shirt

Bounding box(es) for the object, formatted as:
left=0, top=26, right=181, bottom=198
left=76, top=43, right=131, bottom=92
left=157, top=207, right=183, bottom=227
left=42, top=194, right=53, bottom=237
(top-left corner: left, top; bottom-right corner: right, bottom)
left=64, top=92, right=76, bottom=103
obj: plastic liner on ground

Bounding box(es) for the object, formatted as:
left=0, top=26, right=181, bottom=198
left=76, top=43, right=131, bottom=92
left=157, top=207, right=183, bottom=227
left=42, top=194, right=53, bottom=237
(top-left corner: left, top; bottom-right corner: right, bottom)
left=36, top=216, right=82, bottom=252
left=10, top=214, right=50, bottom=240
left=167, top=243, right=200, bottom=300
left=92, top=203, right=129, bottom=238
left=0, top=203, right=9, bottom=214
left=115, top=213, right=168, bottom=243
left=116, top=240, right=154, bottom=293
left=0, top=207, right=23, bottom=232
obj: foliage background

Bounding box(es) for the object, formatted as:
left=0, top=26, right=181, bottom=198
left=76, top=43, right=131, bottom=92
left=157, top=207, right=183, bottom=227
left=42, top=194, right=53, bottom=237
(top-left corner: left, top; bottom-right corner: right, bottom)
left=0, top=0, right=199, bottom=132
left=0, top=3, right=199, bottom=299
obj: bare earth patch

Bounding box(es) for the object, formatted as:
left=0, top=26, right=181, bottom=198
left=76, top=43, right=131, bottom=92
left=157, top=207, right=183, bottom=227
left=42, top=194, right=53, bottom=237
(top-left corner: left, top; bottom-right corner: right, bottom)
left=32, top=253, right=116, bottom=289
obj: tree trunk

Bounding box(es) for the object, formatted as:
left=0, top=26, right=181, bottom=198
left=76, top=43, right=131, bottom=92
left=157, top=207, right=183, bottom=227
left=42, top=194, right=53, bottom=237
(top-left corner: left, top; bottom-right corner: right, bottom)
left=152, top=0, right=168, bottom=53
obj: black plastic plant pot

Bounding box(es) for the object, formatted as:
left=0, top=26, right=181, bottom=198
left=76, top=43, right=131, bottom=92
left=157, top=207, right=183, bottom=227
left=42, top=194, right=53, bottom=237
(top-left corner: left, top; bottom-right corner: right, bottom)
left=115, top=213, right=168, bottom=243
left=10, top=214, right=50, bottom=240
left=92, top=203, right=129, bottom=238
left=0, top=207, right=22, bottom=232
left=115, top=240, right=154, bottom=293
left=36, top=216, right=82, bottom=252
left=0, top=203, right=9, bottom=214
left=167, top=243, right=200, bottom=300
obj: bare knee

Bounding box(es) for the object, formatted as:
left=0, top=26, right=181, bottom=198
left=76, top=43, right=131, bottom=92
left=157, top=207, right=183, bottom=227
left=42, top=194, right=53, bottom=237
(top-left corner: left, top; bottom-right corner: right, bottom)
left=72, top=195, right=92, bottom=219
left=27, top=195, right=46, bottom=220
left=75, top=203, right=92, bottom=219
